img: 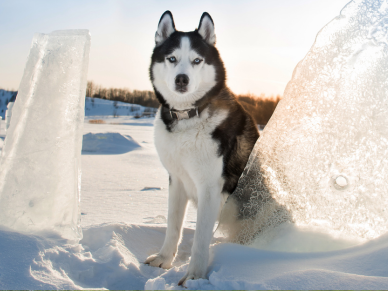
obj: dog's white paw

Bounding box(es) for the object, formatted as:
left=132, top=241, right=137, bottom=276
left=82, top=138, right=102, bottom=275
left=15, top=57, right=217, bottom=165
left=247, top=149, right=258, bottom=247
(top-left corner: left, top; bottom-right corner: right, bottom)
left=178, top=269, right=206, bottom=286
left=144, top=253, right=173, bottom=269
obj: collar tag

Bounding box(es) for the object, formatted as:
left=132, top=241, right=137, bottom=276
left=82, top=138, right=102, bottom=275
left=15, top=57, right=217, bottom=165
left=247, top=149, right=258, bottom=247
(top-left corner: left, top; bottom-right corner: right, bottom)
left=174, top=110, right=190, bottom=120
left=170, top=108, right=196, bottom=120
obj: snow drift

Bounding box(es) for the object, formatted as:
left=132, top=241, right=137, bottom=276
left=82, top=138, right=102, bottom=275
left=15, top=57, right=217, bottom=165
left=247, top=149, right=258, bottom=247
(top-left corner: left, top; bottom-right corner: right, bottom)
left=82, top=132, right=141, bottom=155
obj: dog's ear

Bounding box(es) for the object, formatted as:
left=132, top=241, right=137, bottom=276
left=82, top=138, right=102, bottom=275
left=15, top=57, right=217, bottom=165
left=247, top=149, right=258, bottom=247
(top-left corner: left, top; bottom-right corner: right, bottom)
left=198, top=12, right=216, bottom=45
left=155, top=11, right=176, bottom=46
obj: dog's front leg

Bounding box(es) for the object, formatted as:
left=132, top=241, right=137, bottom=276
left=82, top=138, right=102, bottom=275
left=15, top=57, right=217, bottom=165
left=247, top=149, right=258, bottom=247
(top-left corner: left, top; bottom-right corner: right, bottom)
left=178, top=184, right=221, bottom=285
left=145, top=176, right=188, bottom=269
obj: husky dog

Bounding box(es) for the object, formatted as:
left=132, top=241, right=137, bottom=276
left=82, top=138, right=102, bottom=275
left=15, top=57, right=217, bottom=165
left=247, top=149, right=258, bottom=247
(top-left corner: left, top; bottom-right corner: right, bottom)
left=145, top=11, right=259, bottom=285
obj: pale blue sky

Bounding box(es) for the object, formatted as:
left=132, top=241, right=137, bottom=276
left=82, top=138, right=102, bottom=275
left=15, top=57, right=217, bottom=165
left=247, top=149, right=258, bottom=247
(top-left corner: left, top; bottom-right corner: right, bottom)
left=0, top=0, right=350, bottom=95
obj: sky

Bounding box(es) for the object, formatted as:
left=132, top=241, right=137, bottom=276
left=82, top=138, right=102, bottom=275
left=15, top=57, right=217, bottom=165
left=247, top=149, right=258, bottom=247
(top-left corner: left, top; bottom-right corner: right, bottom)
left=0, top=0, right=350, bottom=96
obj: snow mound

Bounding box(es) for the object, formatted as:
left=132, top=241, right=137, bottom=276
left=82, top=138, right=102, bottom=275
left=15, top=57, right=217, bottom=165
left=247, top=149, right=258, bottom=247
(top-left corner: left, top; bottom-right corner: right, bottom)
left=0, top=224, right=195, bottom=290
left=249, top=222, right=363, bottom=253
left=82, top=132, right=141, bottom=155
left=205, top=233, right=388, bottom=290
left=2, top=222, right=388, bottom=290
left=144, top=230, right=388, bottom=290
left=144, top=215, right=167, bottom=224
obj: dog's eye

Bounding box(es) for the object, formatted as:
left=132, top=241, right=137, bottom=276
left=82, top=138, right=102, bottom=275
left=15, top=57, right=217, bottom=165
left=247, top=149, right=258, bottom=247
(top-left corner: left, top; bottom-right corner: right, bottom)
left=167, top=56, right=176, bottom=63
left=193, top=58, right=203, bottom=64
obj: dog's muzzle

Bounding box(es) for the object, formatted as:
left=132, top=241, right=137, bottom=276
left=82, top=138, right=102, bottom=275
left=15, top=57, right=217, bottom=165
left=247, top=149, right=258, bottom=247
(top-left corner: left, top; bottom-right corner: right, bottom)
left=175, top=74, right=189, bottom=93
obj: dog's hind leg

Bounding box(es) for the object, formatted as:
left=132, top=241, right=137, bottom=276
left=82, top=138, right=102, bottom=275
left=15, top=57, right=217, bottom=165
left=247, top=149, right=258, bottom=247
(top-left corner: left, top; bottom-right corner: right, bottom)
left=178, top=182, right=222, bottom=285
left=145, top=176, right=188, bottom=269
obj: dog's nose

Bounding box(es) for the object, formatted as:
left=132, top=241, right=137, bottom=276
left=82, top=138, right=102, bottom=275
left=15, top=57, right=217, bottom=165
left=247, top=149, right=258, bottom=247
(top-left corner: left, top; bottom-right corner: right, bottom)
left=175, top=74, right=189, bottom=87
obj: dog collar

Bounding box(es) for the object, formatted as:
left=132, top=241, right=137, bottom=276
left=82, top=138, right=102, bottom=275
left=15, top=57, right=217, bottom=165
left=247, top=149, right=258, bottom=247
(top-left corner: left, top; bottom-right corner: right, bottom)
left=170, top=107, right=199, bottom=120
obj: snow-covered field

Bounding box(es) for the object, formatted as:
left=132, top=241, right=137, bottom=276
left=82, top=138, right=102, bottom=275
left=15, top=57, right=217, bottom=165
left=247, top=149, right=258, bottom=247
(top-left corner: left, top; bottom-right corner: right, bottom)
left=1, top=97, right=388, bottom=290
left=81, top=97, right=197, bottom=229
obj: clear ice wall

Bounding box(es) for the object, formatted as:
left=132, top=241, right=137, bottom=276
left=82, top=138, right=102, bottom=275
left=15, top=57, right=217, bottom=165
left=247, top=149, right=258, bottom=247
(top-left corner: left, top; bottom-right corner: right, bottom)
left=222, top=0, right=388, bottom=243
left=0, top=30, right=90, bottom=241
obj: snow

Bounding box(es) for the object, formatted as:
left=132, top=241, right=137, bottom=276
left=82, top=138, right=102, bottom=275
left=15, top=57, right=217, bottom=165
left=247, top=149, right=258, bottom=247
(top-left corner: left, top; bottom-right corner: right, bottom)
left=84, top=97, right=157, bottom=119
left=205, top=235, right=388, bottom=290
left=82, top=132, right=141, bottom=155
left=0, top=30, right=90, bottom=241
left=79, top=109, right=197, bottom=229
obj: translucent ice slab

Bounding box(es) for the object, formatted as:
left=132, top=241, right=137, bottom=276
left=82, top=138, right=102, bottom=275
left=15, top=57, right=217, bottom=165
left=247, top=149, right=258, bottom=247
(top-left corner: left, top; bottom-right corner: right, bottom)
left=220, top=0, right=388, bottom=244
left=0, top=30, right=90, bottom=241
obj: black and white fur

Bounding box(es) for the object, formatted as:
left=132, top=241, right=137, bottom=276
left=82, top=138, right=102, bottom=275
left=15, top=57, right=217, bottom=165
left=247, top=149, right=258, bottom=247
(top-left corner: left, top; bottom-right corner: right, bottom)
left=145, top=11, right=259, bottom=285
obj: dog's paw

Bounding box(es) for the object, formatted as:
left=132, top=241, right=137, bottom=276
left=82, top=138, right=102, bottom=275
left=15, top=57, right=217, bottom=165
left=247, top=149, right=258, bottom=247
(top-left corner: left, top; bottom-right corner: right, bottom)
left=178, top=270, right=206, bottom=286
left=144, top=253, right=173, bottom=269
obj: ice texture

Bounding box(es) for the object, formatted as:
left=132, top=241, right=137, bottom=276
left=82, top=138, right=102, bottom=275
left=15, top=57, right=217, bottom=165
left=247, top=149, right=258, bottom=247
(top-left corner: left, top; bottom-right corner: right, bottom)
left=0, top=30, right=90, bottom=241
left=220, top=0, right=388, bottom=244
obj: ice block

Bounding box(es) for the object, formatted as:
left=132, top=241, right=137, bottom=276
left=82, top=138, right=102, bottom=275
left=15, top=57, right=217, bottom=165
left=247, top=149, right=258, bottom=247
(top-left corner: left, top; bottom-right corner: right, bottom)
left=0, top=30, right=90, bottom=241
left=221, top=0, right=388, bottom=243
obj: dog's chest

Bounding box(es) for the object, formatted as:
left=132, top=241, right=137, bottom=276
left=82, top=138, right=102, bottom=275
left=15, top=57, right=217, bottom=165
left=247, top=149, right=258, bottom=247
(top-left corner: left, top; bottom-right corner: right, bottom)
left=154, top=109, right=227, bottom=195
left=155, top=114, right=221, bottom=165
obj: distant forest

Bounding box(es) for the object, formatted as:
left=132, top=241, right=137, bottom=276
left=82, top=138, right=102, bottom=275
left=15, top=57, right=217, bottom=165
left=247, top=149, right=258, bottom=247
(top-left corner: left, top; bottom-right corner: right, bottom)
left=237, top=93, right=282, bottom=125
left=87, top=81, right=281, bottom=125
left=86, top=81, right=159, bottom=108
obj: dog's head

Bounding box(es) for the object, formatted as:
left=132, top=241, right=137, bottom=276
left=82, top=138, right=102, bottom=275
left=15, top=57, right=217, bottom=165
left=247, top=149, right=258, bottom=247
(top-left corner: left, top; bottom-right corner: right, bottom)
left=150, top=11, right=226, bottom=109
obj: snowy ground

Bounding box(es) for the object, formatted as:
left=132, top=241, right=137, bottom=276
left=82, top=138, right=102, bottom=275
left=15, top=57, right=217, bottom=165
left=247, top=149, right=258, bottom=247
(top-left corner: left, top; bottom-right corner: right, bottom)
left=0, top=98, right=388, bottom=289
left=81, top=97, right=197, bottom=229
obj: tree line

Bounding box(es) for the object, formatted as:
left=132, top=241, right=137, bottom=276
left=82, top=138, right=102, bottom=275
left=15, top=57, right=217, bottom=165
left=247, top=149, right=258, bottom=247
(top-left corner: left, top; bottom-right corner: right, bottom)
left=87, top=81, right=282, bottom=125
left=237, top=93, right=282, bottom=125
left=86, top=81, right=159, bottom=108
